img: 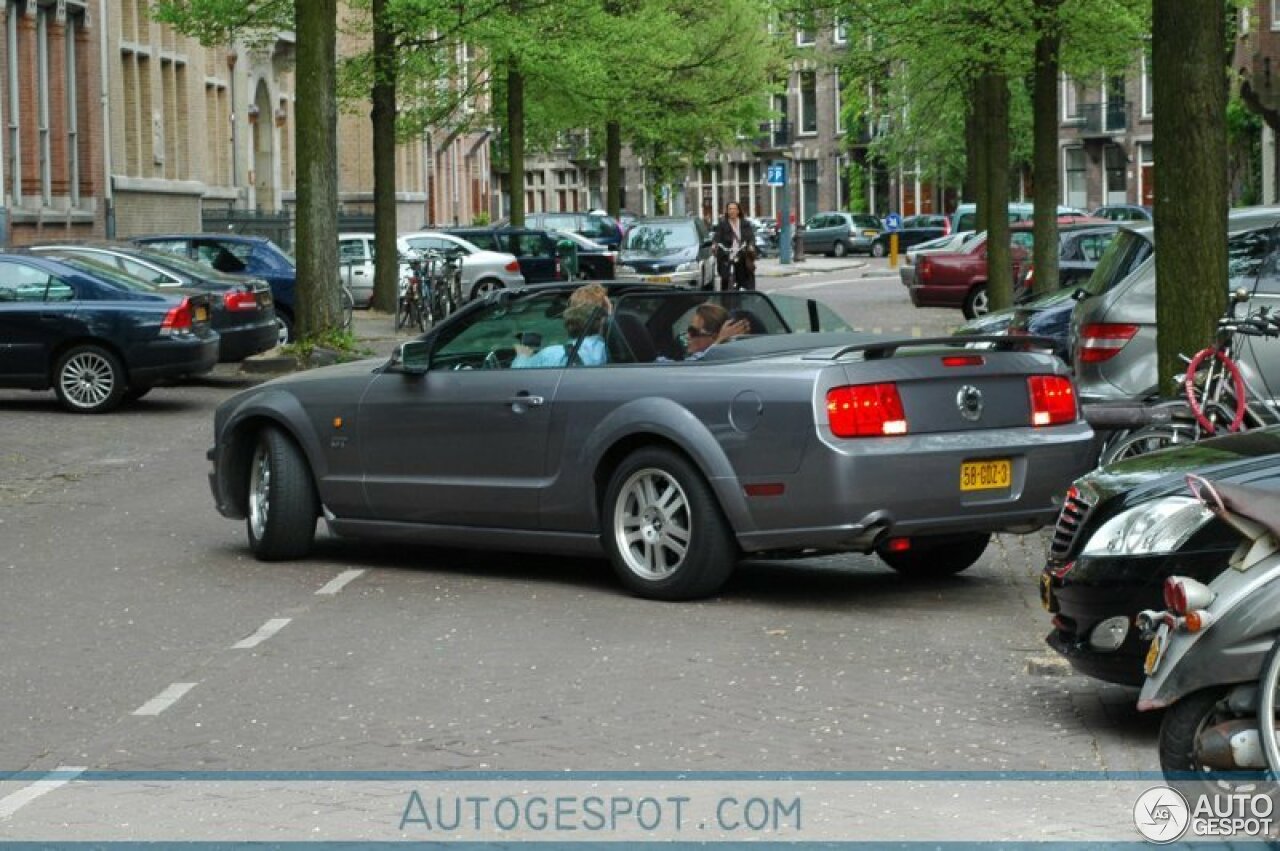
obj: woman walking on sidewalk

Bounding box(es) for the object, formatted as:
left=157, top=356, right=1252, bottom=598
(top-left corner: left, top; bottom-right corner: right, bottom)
left=712, top=201, right=757, bottom=291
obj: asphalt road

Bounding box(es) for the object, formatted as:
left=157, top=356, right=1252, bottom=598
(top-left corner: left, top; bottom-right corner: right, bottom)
left=0, top=262, right=1168, bottom=842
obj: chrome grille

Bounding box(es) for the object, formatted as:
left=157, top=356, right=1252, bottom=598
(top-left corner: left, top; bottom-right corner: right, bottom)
left=1050, top=486, right=1094, bottom=560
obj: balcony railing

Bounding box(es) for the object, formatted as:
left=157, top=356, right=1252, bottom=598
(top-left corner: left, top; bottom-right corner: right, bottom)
left=755, top=120, right=792, bottom=150
left=1077, top=101, right=1128, bottom=136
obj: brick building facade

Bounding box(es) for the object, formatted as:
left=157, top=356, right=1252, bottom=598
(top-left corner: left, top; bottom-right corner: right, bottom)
left=0, top=0, right=105, bottom=246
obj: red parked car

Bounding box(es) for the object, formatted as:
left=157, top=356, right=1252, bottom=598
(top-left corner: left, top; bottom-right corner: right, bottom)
left=907, top=216, right=1106, bottom=319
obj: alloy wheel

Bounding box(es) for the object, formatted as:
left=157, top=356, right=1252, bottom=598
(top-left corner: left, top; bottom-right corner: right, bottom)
left=248, top=443, right=272, bottom=541
left=613, top=468, right=692, bottom=580
left=59, top=351, right=117, bottom=410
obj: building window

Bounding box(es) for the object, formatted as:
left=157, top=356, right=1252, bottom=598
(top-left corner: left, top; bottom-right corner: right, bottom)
left=1273, top=0, right=1280, bottom=30
left=833, top=17, right=848, bottom=44
left=1240, top=7, right=1251, bottom=36
left=7, top=1, right=89, bottom=208
left=795, top=14, right=815, bottom=46
left=1105, top=145, right=1128, bottom=204
left=801, top=159, right=819, bottom=220
left=1061, top=74, right=1085, bottom=121
left=1063, top=146, right=1086, bottom=209
left=1138, top=142, right=1154, bottom=206
left=1140, top=50, right=1153, bottom=117
left=799, top=71, right=818, bottom=135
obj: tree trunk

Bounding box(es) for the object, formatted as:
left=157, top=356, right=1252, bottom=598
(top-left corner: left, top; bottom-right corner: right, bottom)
left=1031, top=0, right=1061, bottom=298
left=371, top=0, right=398, bottom=314
left=295, top=0, right=340, bottom=340
left=1153, top=0, right=1227, bottom=384
left=967, top=79, right=989, bottom=234
left=984, top=71, right=1012, bottom=313
left=506, top=62, right=525, bottom=227
left=606, top=120, right=622, bottom=218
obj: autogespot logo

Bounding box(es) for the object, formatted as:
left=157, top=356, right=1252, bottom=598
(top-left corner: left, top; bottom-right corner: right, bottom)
left=1133, top=786, right=1190, bottom=843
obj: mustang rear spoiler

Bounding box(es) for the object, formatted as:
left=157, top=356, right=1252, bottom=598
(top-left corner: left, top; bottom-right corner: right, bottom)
left=803, top=335, right=1059, bottom=361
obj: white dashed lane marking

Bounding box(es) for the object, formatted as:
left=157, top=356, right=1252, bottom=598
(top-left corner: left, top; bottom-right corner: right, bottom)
left=315, top=569, right=365, bottom=596
left=131, top=682, right=197, bottom=716
left=231, top=617, right=292, bottom=650
left=0, top=766, right=85, bottom=820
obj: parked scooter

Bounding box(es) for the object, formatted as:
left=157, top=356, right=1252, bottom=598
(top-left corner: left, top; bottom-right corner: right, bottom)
left=1137, top=473, right=1280, bottom=783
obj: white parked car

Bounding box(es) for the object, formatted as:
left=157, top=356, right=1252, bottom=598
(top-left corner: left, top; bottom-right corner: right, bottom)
left=397, top=231, right=525, bottom=301
left=338, top=232, right=415, bottom=308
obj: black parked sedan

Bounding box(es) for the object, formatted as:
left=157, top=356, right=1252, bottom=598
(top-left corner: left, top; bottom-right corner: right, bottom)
left=0, top=253, right=219, bottom=412
left=1041, top=428, right=1280, bottom=685
left=29, top=243, right=276, bottom=362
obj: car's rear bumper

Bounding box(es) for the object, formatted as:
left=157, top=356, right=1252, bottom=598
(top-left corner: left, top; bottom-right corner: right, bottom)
left=731, top=422, right=1096, bottom=553
left=908, top=282, right=968, bottom=309
left=127, top=333, right=220, bottom=383
left=217, top=318, right=278, bottom=362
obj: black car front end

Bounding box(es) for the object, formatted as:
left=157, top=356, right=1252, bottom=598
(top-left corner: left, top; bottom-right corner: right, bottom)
left=1041, top=430, right=1280, bottom=685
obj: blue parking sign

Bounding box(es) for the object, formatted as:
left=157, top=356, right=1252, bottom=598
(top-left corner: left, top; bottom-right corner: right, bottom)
left=766, top=161, right=786, bottom=187
left=884, top=213, right=902, bottom=231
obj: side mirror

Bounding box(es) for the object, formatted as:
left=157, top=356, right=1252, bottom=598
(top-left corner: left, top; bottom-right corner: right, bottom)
left=392, top=340, right=430, bottom=375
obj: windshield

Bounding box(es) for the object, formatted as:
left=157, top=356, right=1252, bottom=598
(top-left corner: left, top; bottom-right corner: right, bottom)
left=625, top=223, right=698, bottom=252
left=1081, top=229, right=1154, bottom=297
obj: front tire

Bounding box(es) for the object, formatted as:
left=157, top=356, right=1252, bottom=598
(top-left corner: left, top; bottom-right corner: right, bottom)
left=53, top=344, right=126, bottom=413
left=246, top=427, right=318, bottom=561
left=962, top=285, right=989, bottom=319
left=878, top=532, right=989, bottom=578
left=603, top=448, right=736, bottom=600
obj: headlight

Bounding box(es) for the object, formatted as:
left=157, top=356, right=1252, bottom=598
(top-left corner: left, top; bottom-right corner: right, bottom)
left=675, top=261, right=697, bottom=273
left=617, top=264, right=635, bottom=274
left=1081, top=496, right=1213, bottom=557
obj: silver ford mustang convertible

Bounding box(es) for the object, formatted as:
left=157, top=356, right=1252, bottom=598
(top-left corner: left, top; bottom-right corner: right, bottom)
left=208, top=284, right=1095, bottom=600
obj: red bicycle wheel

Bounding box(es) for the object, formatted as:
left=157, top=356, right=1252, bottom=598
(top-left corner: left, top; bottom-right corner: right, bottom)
left=1183, top=347, right=1247, bottom=434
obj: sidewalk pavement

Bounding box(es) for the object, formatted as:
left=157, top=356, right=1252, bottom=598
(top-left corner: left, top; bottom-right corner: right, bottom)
left=757, top=255, right=868, bottom=277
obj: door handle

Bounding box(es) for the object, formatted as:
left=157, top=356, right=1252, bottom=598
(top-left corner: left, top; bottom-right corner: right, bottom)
left=507, top=394, right=544, bottom=407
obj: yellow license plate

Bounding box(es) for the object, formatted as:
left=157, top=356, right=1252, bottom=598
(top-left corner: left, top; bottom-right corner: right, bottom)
left=960, top=459, right=1011, bottom=491
left=643, top=275, right=673, bottom=284
left=1144, top=623, right=1169, bottom=676
left=194, top=305, right=209, bottom=322
left=1039, top=573, right=1052, bottom=611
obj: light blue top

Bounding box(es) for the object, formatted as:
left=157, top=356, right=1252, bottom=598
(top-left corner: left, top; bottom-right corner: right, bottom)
left=512, top=335, right=607, bottom=368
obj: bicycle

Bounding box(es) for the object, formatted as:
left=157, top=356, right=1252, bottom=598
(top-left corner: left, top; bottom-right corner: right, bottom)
left=339, top=282, right=354, bottom=332
left=1098, top=289, right=1280, bottom=463
left=395, top=265, right=428, bottom=333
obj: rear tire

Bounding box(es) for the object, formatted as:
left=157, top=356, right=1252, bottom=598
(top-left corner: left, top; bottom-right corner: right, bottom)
left=276, top=311, right=294, bottom=346
left=53, top=344, right=126, bottom=414
left=470, top=278, right=505, bottom=301
left=962, top=285, right=989, bottom=319
left=246, top=427, right=318, bottom=561
left=870, top=240, right=887, bottom=258
left=833, top=240, right=849, bottom=258
left=602, top=448, right=737, bottom=600
left=1159, top=686, right=1270, bottom=802
left=878, top=532, right=989, bottom=578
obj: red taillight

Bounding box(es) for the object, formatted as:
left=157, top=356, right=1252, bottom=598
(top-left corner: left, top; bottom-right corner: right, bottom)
left=885, top=537, right=911, bottom=552
left=223, top=290, right=258, bottom=312
left=1028, top=375, right=1076, bottom=426
left=1078, top=323, right=1139, bottom=363
left=942, top=355, right=984, bottom=367
left=917, top=257, right=932, bottom=283
left=160, top=297, right=193, bottom=334
left=826, top=383, right=908, bottom=437
left=504, top=260, right=520, bottom=273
